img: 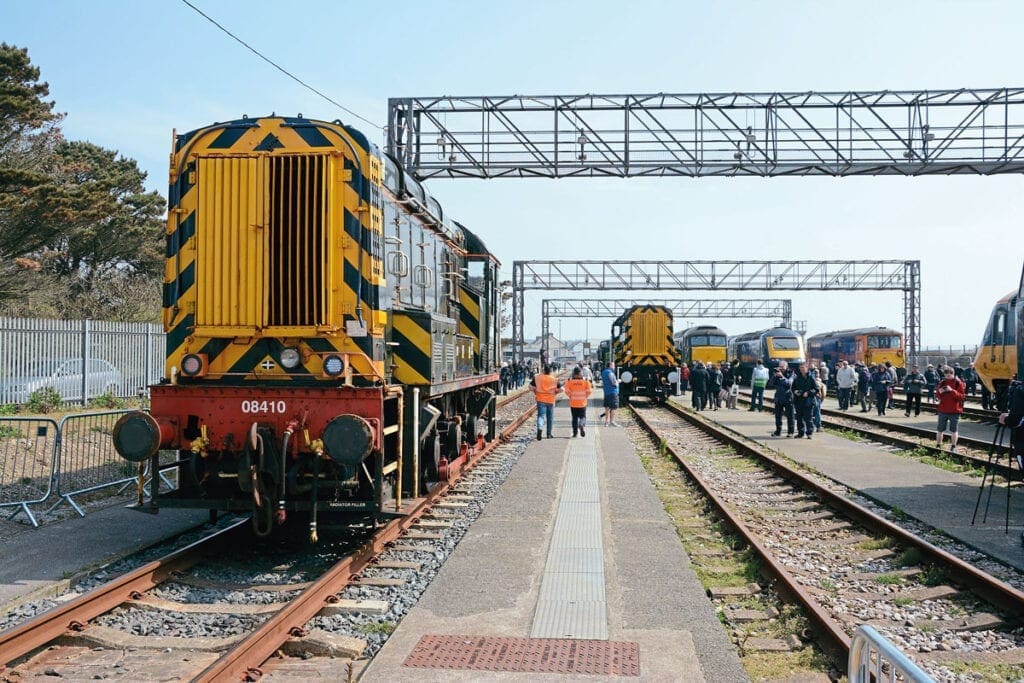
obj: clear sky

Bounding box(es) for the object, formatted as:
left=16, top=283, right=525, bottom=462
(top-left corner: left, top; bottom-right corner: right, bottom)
left=5, top=0, right=1022, bottom=348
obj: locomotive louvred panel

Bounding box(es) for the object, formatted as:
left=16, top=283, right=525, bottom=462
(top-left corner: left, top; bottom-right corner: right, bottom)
left=268, top=155, right=329, bottom=327
left=196, top=156, right=266, bottom=332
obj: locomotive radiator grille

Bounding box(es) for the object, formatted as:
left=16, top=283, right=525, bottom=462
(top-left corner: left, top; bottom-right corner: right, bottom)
left=194, top=154, right=331, bottom=334
left=269, top=155, right=328, bottom=328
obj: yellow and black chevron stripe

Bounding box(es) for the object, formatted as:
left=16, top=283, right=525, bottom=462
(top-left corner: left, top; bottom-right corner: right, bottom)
left=617, top=305, right=682, bottom=368
left=163, top=117, right=386, bottom=385
left=458, top=283, right=482, bottom=365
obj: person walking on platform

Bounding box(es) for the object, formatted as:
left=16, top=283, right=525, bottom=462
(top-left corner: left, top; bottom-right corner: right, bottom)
left=999, top=378, right=1024, bottom=468
left=936, top=366, right=966, bottom=453
left=708, top=362, right=723, bottom=410
left=769, top=362, right=795, bottom=437
left=690, top=362, right=708, bottom=411
left=564, top=366, right=593, bottom=437
left=835, top=360, right=856, bottom=411
left=749, top=359, right=769, bottom=412
left=499, top=362, right=511, bottom=395
left=884, top=361, right=898, bottom=409
left=581, top=363, right=594, bottom=382
left=903, top=364, right=925, bottom=417
left=721, top=362, right=738, bottom=409
left=601, top=361, right=621, bottom=426
left=964, top=362, right=978, bottom=396
left=856, top=363, right=871, bottom=412
left=810, top=367, right=825, bottom=431
left=530, top=364, right=563, bottom=440
left=792, top=363, right=819, bottom=439
left=924, top=364, right=938, bottom=402
left=870, top=364, right=891, bottom=416
left=679, top=362, right=690, bottom=395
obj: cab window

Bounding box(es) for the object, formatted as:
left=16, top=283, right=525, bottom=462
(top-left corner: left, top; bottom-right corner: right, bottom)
left=770, top=337, right=800, bottom=350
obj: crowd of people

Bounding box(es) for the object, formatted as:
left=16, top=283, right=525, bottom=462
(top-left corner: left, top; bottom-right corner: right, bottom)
left=510, top=354, right=997, bottom=456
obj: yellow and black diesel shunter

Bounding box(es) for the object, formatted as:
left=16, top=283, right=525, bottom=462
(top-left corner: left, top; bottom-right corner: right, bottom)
left=611, top=305, right=682, bottom=404
left=112, top=116, right=500, bottom=539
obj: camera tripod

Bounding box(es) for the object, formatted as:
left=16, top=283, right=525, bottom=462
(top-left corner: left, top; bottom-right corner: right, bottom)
left=971, top=423, right=1021, bottom=534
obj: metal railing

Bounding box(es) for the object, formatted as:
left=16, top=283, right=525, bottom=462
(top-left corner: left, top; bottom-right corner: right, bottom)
left=0, top=417, right=60, bottom=527
left=849, top=625, right=933, bottom=682
left=0, top=411, right=176, bottom=527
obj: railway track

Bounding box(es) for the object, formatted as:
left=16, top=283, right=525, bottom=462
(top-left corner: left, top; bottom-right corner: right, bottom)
left=0, top=390, right=537, bottom=681
left=631, top=400, right=1024, bottom=681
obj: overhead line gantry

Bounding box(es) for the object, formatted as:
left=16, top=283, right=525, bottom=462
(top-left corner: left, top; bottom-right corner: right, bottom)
left=541, top=298, right=793, bottom=358
left=512, top=260, right=920, bottom=364
left=388, top=88, right=1024, bottom=178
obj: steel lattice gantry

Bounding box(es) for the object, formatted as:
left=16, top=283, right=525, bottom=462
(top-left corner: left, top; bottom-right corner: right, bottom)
left=511, top=260, right=921, bottom=363
left=387, top=89, right=1024, bottom=178
left=540, top=298, right=793, bottom=357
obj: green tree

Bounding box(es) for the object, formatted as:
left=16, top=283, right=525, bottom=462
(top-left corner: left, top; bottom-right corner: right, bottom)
left=0, top=43, right=64, bottom=303
left=0, top=44, right=166, bottom=321
left=38, top=140, right=165, bottom=320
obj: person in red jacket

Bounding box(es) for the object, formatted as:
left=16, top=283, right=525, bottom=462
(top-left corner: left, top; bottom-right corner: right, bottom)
left=935, top=366, right=966, bottom=453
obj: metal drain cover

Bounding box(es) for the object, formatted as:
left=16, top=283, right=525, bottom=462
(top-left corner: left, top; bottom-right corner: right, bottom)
left=403, top=635, right=640, bottom=675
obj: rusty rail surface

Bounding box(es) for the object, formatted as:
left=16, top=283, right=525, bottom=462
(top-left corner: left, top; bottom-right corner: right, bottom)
left=630, top=407, right=853, bottom=655
left=630, top=403, right=1024, bottom=655
left=0, top=519, right=249, bottom=671
left=195, top=402, right=536, bottom=682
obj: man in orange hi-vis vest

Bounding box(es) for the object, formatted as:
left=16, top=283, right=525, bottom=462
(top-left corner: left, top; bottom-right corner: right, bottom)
left=564, top=366, right=593, bottom=437
left=530, top=364, right=563, bottom=440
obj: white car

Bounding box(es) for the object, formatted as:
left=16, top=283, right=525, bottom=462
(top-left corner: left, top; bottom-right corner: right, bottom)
left=0, top=359, right=123, bottom=405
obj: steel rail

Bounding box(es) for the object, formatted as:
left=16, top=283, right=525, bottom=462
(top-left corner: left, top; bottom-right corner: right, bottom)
left=630, top=407, right=852, bottom=655
left=738, top=392, right=1011, bottom=478
left=0, top=519, right=249, bottom=671
left=647, top=402, right=1024, bottom=618
left=195, top=403, right=537, bottom=682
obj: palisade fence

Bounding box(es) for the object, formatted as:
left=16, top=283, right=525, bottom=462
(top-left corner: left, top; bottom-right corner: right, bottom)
left=0, top=317, right=172, bottom=526
left=0, top=317, right=165, bottom=406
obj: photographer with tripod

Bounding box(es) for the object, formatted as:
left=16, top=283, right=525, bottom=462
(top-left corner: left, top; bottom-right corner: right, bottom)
left=999, top=377, right=1024, bottom=464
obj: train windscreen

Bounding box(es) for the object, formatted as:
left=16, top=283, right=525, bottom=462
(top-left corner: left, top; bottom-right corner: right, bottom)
left=770, top=337, right=800, bottom=350
left=867, top=335, right=901, bottom=349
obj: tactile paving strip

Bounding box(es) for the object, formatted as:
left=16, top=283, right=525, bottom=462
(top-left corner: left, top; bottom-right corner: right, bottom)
left=403, top=635, right=640, bottom=675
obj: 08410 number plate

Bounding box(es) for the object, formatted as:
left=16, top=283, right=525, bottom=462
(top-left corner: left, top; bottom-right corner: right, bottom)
left=241, top=400, right=287, bottom=414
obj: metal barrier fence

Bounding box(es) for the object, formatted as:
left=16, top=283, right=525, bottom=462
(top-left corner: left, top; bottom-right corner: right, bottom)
left=849, top=625, right=933, bottom=683
left=50, top=410, right=140, bottom=516
left=0, top=410, right=177, bottom=527
left=0, top=417, right=60, bottom=527
left=0, top=317, right=165, bottom=406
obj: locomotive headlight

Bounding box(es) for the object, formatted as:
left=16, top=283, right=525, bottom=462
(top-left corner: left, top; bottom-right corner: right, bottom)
left=323, top=354, right=345, bottom=377
left=621, top=371, right=634, bottom=383
left=279, top=347, right=301, bottom=369
left=181, top=353, right=206, bottom=377
left=668, top=371, right=679, bottom=384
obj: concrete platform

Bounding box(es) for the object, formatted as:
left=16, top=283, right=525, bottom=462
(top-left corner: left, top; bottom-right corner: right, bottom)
left=0, top=505, right=209, bottom=611
left=687, top=401, right=1024, bottom=572
left=361, top=402, right=746, bottom=681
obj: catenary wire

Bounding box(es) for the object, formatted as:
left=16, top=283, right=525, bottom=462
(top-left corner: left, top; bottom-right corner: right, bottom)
left=180, top=0, right=381, bottom=130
